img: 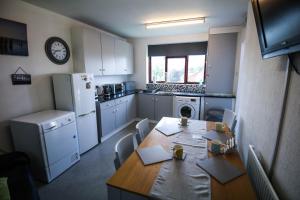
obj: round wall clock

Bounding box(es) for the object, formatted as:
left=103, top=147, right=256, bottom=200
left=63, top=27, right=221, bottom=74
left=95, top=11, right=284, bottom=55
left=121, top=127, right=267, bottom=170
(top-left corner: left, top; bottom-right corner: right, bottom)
left=45, top=37, right=70, bottom=65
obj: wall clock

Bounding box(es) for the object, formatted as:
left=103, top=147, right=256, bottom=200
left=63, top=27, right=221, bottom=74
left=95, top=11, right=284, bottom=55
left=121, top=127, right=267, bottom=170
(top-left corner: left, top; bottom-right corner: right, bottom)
left=45, top=37, right=70, bottom=65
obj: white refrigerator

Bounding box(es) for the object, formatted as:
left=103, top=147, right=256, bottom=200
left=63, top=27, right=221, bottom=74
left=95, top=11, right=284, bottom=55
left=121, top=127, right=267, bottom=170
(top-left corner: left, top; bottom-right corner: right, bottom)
left=52, top=73, right=98, bottom=154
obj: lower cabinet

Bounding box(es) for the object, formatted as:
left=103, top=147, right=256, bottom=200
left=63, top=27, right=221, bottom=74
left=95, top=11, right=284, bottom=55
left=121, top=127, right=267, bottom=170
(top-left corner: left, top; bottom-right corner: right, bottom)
left=100, top=105, right=115, bottom=138
left=137, top=94, right=173, bottom=121
left=99, top=94, right=136, bottom=140
left=126, top=94, right=136, bottom=122
left=115, top=101, right=127, bottom=128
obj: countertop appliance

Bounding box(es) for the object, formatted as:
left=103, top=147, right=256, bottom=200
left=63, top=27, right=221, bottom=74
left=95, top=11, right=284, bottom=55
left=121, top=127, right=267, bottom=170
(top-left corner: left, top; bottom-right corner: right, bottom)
left=52, top=73, right=98, bottom=154
left=10, top=110, right=80, bottom=183
left=173, top=96, right=200, bottom=119
left=123, top=81, right=136, bottom=92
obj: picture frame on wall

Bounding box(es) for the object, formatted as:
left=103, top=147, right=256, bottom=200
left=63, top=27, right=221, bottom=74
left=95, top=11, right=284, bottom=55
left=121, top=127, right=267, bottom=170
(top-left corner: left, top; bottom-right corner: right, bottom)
left=0, top=18, right=29, bottom=56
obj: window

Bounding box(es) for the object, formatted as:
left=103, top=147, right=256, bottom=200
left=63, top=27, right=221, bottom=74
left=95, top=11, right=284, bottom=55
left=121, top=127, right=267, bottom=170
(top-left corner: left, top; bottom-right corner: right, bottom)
left=167, top=57, right=185, bottom=83
left=150, top=56, right=165, bottom=82
left=149, top=55, right=206, bottom=84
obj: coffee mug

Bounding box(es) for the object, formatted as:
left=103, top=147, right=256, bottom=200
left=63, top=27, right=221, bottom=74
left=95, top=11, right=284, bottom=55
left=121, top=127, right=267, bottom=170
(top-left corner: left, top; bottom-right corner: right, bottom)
left=180, top=117, right=188, bottom=126
left=173, top=144, right=183, bottom=159
left=215, top=122, right=225, bottom=132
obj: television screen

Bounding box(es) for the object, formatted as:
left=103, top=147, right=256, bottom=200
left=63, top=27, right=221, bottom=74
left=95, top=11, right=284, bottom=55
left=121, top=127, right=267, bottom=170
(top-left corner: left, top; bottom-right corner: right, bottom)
left=0, top=18, right=28, bottom=56
left=252, top=0, right=300, bottom=58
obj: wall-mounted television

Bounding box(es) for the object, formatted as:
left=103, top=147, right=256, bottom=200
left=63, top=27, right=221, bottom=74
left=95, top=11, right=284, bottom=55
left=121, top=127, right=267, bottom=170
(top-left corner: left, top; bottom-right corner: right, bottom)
left=0, top=18, right=28, bottom=56
left=252, top=0, right=300, bottom=59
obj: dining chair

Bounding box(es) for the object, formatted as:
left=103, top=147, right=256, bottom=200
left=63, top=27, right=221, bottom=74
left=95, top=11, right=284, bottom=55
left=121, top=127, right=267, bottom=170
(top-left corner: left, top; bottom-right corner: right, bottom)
left=114, top=133, right=134, bottom=170
left=222, top=109, right=237, bottom=132
left=135, top=118, right=150, bottom=145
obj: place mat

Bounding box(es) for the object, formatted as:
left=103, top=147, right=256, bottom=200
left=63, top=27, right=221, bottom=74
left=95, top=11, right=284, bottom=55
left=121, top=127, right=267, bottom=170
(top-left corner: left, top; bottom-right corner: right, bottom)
left=150, top=132, right=210, bottom=200
left=202, top=130, right=231, bottom=144
left=136, top=145, right=173, bottom=165
left=196, top=157, right=245, bottom=184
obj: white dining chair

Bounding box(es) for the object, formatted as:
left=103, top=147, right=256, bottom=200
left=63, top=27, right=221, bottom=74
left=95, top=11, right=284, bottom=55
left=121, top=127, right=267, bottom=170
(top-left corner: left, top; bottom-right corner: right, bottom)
left=114, top=133, right=134, bottom=170
left=135, top=118, right=150, bottom=145
left=222, top=109, right=237, bottom=132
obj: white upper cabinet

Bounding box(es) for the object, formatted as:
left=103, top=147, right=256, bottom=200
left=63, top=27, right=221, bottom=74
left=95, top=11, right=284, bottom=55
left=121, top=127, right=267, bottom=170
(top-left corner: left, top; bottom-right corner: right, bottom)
left=71, top=27, right=102, bottom=75
left=72, top=26, right=133, bottom=76
left=126, top=42, right=134, bottom=74
left=101, top=33, right=116, bottom=75
left=115, top=39, right=134, bottom=74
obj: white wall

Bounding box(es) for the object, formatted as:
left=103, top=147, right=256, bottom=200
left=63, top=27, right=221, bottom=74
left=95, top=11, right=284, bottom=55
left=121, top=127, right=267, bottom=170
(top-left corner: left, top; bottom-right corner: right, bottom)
left=0, top=0, right=127, bottom=151
left=129, top=33, right=209, bottom=89
left=235, top=2, right=300, bottom=199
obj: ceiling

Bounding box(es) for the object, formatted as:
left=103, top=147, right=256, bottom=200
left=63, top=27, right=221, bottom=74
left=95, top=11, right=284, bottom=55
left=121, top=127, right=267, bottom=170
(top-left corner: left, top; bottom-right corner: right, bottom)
left=22, top=0, right=248, bottom=38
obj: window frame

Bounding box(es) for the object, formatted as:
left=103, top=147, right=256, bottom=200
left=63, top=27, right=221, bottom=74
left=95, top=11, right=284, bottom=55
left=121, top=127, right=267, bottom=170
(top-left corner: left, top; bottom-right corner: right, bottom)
left=148, top=55, right=207, bottom=84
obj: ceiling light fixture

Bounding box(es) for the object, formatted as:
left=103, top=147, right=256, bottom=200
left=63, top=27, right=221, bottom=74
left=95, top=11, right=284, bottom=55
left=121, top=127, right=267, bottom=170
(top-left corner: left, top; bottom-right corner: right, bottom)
left=145, top=17, right=205, bottom=29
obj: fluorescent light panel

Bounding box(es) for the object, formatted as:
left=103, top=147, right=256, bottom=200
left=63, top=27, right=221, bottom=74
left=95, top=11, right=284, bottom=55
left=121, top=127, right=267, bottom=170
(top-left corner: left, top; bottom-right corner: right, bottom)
left=145, top=17, right=205, bottom=29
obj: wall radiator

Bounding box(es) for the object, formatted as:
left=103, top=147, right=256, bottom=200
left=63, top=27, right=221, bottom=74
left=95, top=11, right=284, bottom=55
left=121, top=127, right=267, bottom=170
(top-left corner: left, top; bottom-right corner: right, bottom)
left=247, top=145, right=280, bottom=200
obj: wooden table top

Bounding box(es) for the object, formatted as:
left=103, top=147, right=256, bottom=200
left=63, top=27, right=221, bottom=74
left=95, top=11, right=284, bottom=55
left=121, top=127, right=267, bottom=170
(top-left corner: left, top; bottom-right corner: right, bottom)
left=107, top=117, right=256, bottom=200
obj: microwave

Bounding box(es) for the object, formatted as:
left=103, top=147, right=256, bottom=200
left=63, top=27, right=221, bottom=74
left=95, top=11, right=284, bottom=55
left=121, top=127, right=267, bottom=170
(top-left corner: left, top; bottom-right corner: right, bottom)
left=113, top=83, right=124, bottom=94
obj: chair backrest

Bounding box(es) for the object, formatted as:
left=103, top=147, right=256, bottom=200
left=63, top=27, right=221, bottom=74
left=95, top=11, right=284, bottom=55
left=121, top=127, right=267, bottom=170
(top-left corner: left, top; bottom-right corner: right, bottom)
left=135, top=118, right=150, bottom=145
left=114, top=133, right=134, bottom=170
left=222, top=109, right=237, bottom=131
left=247, top=145, right=279, bottom=200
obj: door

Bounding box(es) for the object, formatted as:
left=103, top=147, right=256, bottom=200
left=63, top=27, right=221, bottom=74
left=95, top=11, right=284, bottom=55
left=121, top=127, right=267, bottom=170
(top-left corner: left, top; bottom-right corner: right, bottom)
left=115, top=39, right=127, bottom=74
left=100, top=105, right=116, bottom=138
left=126, top=94, right=136, bottom=122
left=155, top=95, right=173, bottom=121
left=137, top=94, right=155, bottom=120
left=83, top=28, right=102, bottom=74
left=115, top=102, right=127, bottom=128
left=72, top=74, right=96, bottom=116
left=76, top=112, right=98, bottom=154
left=44, top=122, right=79, bottom=165
left=101, top=33, right=116, bottom=75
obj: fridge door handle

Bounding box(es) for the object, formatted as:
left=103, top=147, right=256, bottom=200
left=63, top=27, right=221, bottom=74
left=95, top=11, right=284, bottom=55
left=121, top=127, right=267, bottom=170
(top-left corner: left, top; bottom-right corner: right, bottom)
left=78, top=110, right=96, bottom=117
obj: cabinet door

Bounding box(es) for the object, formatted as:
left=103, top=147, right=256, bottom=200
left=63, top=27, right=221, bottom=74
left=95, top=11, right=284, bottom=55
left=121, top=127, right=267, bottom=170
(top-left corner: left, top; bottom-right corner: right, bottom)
left=126, top=94, right=136, bottom=122
left=115, top=39, right=127, bottom=74
left=137, top=94, right=155, bottom=120
left=101, top=33, right=116, bottom=75
left=83, top=28, right=102, bottom=74
left=203, top=97, right=234, bottom=120
left=155, top=95, right=173, bottom=121
left=115, top=102, right=127, bottom=128
left=126, top=43, right=134, bottom=74
left=206, top=33, right=237, bottom=93
left=100, top=106, right=115, bottom=137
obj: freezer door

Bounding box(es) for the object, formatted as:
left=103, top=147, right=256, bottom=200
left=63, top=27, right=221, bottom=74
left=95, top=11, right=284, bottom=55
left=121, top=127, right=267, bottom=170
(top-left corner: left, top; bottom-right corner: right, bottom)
left=76, top=111, right=98, bottom=154
left=72, top=73, right=96, bottom=116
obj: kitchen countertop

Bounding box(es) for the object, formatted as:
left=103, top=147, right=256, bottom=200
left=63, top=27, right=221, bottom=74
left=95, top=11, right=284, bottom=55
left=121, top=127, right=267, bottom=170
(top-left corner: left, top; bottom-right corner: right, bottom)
left=139, top=90, right=236, bottom=98
left=95, top=91, right=136, bottom=103
left=96, top=90, right=235, bottom=103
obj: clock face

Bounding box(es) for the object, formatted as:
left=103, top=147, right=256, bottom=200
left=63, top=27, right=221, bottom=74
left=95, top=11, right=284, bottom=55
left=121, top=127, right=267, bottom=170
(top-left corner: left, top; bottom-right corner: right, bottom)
left=51, top=41, right=67, bottom=61
left=45, top=37, right=70, bottom=65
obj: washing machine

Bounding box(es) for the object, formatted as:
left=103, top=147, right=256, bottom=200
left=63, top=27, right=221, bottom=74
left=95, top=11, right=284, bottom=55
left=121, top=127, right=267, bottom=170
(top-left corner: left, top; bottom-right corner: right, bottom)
left=173, top=96, right=200, bottom=119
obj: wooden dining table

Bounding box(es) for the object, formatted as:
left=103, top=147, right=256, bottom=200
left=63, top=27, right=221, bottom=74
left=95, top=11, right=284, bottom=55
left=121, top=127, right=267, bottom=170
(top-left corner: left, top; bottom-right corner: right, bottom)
left=106, top=117, right=256, bottom=200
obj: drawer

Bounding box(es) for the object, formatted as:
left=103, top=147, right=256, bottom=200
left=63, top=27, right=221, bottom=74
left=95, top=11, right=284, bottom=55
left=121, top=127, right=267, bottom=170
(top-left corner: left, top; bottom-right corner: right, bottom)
left=115, top=96, right=128, bottom=105
left=100, top=101, right=115, bottom=110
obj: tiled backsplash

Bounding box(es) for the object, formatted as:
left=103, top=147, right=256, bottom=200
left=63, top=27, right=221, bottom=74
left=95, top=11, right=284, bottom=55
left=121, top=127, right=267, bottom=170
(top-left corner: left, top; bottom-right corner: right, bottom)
left=146, top=83, right=205, bottom=93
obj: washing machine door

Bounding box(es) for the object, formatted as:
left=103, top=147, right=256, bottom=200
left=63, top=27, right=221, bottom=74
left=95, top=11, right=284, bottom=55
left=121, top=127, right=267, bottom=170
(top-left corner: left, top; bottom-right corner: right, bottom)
left=179, top=104, right=195, bottom=119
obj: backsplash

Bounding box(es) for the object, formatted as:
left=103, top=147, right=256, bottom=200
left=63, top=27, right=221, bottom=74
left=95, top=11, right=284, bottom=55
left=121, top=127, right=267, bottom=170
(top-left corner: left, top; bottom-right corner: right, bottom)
left=146, top=83, right=205, bottom=93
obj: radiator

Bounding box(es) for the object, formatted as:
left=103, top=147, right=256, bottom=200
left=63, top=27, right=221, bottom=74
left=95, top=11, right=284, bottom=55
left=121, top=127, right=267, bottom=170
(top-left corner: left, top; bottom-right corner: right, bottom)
left=247, top=145, right=279, bottom=200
